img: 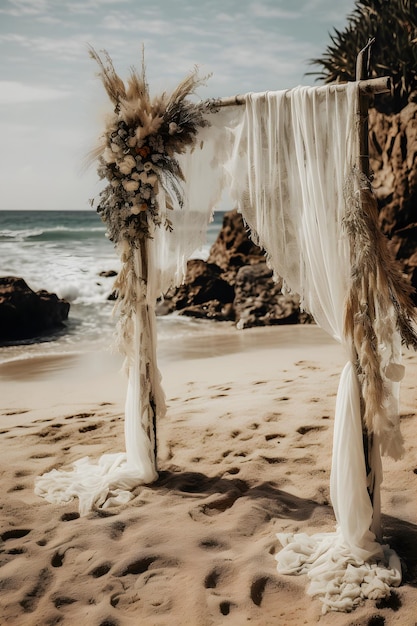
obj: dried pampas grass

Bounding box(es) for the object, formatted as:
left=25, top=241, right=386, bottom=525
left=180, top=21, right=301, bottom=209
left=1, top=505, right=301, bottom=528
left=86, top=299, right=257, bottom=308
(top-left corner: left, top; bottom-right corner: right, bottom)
left=87, top=46, right=213, bottom=366
left=343, top=168, right=417, bottom=449
left=88, top=45, right=212, bottom=245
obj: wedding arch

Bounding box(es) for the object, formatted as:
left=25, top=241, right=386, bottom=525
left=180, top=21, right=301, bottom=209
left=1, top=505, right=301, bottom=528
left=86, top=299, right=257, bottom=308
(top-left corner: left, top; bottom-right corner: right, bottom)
left=35, top=45, right=417, bottom=613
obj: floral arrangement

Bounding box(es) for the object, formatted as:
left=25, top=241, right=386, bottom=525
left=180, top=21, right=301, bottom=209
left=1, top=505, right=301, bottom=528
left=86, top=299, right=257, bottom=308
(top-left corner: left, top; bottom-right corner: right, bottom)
left=89, top=47, right=212, bottom=243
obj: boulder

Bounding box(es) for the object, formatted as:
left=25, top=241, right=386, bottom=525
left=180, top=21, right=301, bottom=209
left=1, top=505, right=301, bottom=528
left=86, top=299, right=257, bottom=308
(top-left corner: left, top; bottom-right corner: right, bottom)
left=234, top=264, right=309, bottom=329
left=157, top=210, right=306, bottom=326
left=207, top=209, right=265, bottom=282
left=160, top=259, right=235, bottom=321
left=0, top=277, right=70, bottom=342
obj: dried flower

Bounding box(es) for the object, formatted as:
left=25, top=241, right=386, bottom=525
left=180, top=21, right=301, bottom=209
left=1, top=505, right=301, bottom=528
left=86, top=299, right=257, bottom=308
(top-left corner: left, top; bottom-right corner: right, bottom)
left=89, top=46, right=213, bottom=244
left=123, top=179, right=140, bottom=192
left=119, top=155, right=136, bottom=175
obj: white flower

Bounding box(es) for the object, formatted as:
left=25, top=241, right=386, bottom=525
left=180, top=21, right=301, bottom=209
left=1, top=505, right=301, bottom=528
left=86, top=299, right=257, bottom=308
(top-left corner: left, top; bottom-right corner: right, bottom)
left=122, top=179, right=140, bottom=192
left=127, top=136, right=137, bottom=148
left=130, top=204, right=141, bottom=215
left=110, top=142, right=122, bottom=154
left=143, top=162, right=153, bottom=171
left=119, top=155, right=136, bottom=175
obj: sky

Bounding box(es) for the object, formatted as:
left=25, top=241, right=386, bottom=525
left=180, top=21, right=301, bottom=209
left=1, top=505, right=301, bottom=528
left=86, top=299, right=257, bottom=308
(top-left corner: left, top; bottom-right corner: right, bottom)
left=0, top=0, right=356, bottom=211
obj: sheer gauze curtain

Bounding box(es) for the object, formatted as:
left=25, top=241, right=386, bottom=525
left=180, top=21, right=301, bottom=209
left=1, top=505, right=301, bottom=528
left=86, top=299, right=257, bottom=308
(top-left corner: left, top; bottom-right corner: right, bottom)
left=224, top=84, right=401, bottom=612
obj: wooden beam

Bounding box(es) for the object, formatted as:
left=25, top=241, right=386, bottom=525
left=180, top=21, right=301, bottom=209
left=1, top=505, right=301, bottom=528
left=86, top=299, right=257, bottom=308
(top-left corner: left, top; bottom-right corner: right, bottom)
left=206, top=75, right=391, bottom=108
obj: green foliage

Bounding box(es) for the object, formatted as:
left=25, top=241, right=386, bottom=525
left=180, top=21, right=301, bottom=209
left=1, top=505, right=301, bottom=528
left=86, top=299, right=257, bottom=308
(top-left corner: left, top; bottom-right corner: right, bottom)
left=309, top=0, right=417, bottom=112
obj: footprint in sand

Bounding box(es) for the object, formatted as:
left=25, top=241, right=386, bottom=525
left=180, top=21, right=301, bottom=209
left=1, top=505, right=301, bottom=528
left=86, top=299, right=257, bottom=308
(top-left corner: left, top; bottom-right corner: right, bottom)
left=224, top=467, right=240, bottom=476
left=261, top=456, right=286, bottom=464
left=263, top=412, right=282, bottom=422
left=14, top=469, right=31, bottom=478
left=199, top=538, right=230, bottom=551
left=250, top=575, right=269, bottom=606
left=295, top=360, right=319, bottom=370
left=51, top=551, right=65, bottom=568
left=89, top=562, right=112, bottom=578
left=296, top=425, right=326, bottom=435
left=1, top=529, right=31, bottom=541
left=64, top=412, right=95, bottom=420
left=60, top=512, right=80, bottom=522
left=36, top=423, right=71, bottom=443
left=19, top=567, right=53, bottom=612
left=108, top=520, right=126, bottom=540
left=78, top=422, right=101, bottom=433
left=204, top=567, right=222, bottom=589
left=116, top=555, right=180, bottom=577
left=7, top=484, right=26, bottom=492
left=218, top=600, right=236, bottom=616
left=265, top=433, right=286, bottom=441
left=52, top=595, right=77, bottom=609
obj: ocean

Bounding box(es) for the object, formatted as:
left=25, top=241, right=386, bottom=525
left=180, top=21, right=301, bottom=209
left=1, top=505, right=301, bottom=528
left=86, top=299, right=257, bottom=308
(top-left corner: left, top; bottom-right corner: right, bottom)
left=0, top=209, right=227, bottom=363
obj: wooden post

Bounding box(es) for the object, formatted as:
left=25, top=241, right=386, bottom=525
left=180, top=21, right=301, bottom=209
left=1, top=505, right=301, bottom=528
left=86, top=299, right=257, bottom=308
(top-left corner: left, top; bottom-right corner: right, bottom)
left=356, top=38, right=376, bottom=178
left=139, top=237, right=158, bottom=472
left=355, top=39, right=381, bottom=539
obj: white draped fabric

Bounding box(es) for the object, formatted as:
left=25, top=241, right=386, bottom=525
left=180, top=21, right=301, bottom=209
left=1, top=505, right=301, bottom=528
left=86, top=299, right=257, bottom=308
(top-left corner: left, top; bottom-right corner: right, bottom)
left=223, top=84, right=402, bottom=612
left=35, top=82, right=404, bottom=611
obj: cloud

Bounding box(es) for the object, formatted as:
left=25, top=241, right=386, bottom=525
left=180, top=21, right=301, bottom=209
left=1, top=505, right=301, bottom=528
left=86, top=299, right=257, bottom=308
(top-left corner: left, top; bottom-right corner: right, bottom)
left=0, top=0, right=129, bottom=17
left=303, top=0, right=352, bottom=23
left=100, top=13, right=172, bottom=36
left=66, top=0, right=130, bottom=15
left=0, top=0, right=49, bottom=17
left=0, top=32, right=94, bottom=61
left=0, top=81, right=71, bottom=104
left=249, top=2, right=301, bottom=19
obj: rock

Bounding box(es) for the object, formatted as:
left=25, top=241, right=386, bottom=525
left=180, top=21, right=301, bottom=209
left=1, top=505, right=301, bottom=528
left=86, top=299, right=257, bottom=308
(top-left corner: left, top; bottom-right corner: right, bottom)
left=0, top=277, right=70, bottom=342
left=207, top=209, right=265, bottom=282
left=107, top=290, right=118, bottom=301
left=369, top=103, right=417, bottom=301
left=157, top=210, right=305, bottom=326
left=98, top=270, right=118, bottom=277
left=234, top=264, right=309, bottom=329
left=159, top=259, right=235, bottom=321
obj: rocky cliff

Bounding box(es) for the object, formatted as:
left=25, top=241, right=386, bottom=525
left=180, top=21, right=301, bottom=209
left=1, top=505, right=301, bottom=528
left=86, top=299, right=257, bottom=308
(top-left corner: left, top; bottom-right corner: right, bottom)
left=369, top=102, right=417, bottom=297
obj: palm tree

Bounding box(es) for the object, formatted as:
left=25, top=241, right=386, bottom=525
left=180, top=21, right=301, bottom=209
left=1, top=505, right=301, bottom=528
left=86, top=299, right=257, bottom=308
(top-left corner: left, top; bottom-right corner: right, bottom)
left=309, top=0, right=417, bottom=113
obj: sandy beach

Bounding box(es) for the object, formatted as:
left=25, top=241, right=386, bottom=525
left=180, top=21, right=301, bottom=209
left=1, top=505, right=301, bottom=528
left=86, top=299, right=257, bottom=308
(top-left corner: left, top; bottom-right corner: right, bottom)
left=0, top=324, right=416, bottom=625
